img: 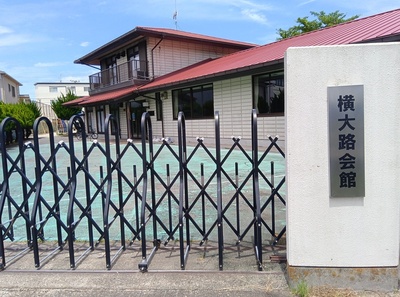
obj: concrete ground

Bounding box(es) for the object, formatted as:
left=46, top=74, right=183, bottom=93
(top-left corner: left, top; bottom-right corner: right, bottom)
left=1, top=239, right=400, bottom=296
left=0, top=240, right=291, bottom=297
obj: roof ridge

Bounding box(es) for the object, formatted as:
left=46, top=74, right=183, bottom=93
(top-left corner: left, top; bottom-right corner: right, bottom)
left=135, top=26, right=258, bottom=47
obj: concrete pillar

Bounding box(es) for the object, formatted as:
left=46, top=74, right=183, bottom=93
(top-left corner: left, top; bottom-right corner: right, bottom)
left=285, top=43, right=400, bottom=291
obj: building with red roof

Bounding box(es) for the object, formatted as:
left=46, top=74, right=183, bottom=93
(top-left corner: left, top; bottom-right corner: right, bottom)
left=70, top=8, right=400, bottom=142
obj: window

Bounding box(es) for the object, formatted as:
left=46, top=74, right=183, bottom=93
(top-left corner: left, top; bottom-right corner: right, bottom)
left=172, top=84, right=213, bottom=119
left=49, top=86, right=58, bottom=93
left=127, top=45, right=142, bottom=78
left=96, top=105, right=105, bottom=133
left=67, top=86, right=76, bottom=94
left=127, top=46, right=140, bottom=67
left=86, top=106, right=94, bottom=132
left=253, top=71, right=284, bottom=116
left=11, top=86, right=15, bottom=97
left=105, top=56, right=117, bottom=85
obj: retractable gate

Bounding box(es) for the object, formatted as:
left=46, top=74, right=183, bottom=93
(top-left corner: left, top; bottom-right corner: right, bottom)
left=0, top=110, right=285, bottom=271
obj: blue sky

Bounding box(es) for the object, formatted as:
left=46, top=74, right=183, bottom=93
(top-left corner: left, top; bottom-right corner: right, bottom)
left=0, top=0, right=398, bottom=100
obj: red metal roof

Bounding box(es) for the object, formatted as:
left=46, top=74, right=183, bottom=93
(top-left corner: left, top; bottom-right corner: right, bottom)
left=63, top=96, right=86, bottom=106
left=65, top=85, right=139, bottom=106
left=75, top=26, right=256, bottom=65
left=137, top=8, right=400, bottom=92
left=75, top=8, right=400, bottom=105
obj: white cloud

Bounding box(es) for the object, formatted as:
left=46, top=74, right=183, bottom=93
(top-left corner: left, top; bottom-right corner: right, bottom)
left=0, top=26, right=12, bottom=35
left=195, top=0, right=272, bottom=11
left=298, top=0, right=317, bottom=6
left=80, top=41, right=90, bottom=47
left=34, top=62, right=69, bottom=67
left=241, top=8, right=268, bottom=24
left=235, top=0, right=273, bottom=11
left=0, top=35, right=32, bottom=47
left=0, top=25, right=31, bottom=47
left=172, top=0, right=273, bottom=25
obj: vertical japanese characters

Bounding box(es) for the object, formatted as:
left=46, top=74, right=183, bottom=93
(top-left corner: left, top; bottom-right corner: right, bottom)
left=328, top=85, right=365, bottom=198
left=337, top=95, right=357, bottom=189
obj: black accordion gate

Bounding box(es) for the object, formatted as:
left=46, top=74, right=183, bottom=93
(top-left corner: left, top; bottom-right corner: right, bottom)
left=0, top=110, right=285, bottom=271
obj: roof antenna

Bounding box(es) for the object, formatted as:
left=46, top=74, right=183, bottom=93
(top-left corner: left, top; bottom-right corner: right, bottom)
left=173, top=0, right=178, bottom=29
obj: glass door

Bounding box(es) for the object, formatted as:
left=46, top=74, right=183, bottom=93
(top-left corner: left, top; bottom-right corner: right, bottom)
left=130, top=101, right=145, bottom=139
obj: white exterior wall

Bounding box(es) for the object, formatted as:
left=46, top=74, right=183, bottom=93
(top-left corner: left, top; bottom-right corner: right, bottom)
left=285, top=43, right=400, bottom=267
left=148, top=37, right=240, bottom=78
left=0, top=73, right=21, bottom=103
left=35, top=83, right=89, bottom=105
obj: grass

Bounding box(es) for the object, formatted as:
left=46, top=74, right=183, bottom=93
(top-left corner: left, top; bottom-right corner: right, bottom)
left=292, top=283, right=388, bottom=297
left=292, top=280, right=309, bottom=297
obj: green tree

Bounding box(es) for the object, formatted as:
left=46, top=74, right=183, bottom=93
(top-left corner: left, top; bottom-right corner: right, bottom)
left=0, top=102, right=40, bottom=140
left=0, top=102, right=3, bottom=122
left=14, top=103, right=36, bottom=138
left=24, top=101, right=42, bottom=119
left=51, top=90, right=82, bottom=120
left=277, top=11, right=359, bottom=40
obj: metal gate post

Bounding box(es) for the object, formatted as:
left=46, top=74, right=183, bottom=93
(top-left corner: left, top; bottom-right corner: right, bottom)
left=0, top=119, right=8, bottom=269
left=251, top=109, right=263, bottom=270
left=148, top=117, right=158, bottom=253
left=215, top=111, right=224, bottom=270
left=31, top=117, right=64, bottom=267
left=0, top=117, right=30, bottom=269
left=138, top=112, right=158, bottom=271
left=177, top=111, right=190, bottom=269
left=103, top=114, right=125, bottom=269
left=66, top=115, right=87, bottom=268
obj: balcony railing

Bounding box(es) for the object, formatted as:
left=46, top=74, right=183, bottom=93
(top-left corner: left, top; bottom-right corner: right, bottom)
left=89, top=59, right=148, bottom=92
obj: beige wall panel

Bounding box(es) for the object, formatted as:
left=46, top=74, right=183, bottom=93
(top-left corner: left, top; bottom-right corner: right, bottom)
left=147, top=37, right=243, bottom=78
left=119, top=106, right=128, bottom=137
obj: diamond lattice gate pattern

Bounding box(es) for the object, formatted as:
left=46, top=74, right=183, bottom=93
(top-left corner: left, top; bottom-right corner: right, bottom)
left=0, top=110, right=285, bottom=271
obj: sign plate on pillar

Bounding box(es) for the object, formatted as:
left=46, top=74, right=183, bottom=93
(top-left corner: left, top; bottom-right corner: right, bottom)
left=328, top=85, right=365, bottom=198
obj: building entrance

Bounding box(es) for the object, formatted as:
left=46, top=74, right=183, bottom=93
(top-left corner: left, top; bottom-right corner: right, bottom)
left=130, top=101, right=145, bottom=139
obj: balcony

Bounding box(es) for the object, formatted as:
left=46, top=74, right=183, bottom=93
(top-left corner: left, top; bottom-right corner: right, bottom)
left=89, top=59, right=149, bottom=93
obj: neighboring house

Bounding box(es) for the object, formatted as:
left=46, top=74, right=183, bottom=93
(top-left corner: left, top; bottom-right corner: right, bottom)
left=67, top=9, right=400, bottom=144
left=19, top=94, right=31, bottom=103
left=35, top=82, right=90, bottom=121
left=35, top=82, right=90, bottom=105
left=0, top=71, right=22, bottom=104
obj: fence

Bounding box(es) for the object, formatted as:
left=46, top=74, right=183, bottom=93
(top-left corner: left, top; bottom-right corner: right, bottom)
left=0, top=110, right=285, bottom=271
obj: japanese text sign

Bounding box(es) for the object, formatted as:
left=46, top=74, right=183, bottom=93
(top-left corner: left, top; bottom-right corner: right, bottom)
left=328, top=85, right=365, bottom=197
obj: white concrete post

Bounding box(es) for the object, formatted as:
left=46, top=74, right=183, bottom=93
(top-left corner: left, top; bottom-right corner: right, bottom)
left=285, top=43, right=400, bottom=291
